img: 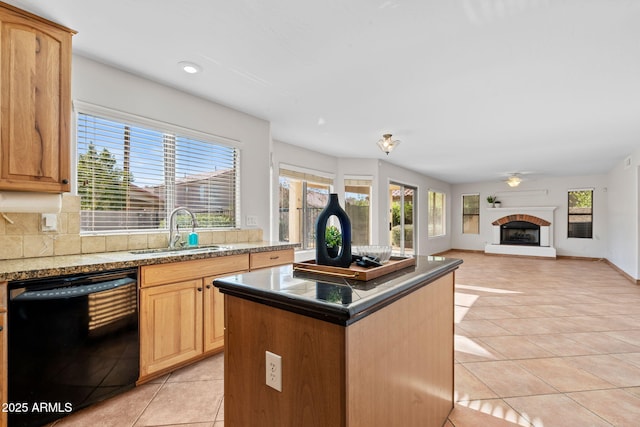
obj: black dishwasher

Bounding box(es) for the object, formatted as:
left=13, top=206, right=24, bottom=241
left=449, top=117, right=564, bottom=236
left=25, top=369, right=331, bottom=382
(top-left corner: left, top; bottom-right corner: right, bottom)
left=8, top=268, right=139, bottom=427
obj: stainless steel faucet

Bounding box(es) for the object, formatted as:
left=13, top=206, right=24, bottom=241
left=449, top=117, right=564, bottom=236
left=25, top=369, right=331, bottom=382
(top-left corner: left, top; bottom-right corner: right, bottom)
left=168, top=207, right=198, bottom=249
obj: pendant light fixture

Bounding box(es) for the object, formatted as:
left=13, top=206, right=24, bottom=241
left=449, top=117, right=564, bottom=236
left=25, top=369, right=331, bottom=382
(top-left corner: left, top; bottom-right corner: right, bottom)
left=377, top=133, right=400, bottom=155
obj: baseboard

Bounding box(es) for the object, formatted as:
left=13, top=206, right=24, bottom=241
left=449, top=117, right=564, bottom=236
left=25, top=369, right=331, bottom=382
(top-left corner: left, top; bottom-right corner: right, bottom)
left=556, top=255, right=603, bottom=261
left=443, top=248, right=555, bottom=261
left=432, top=249, right=483, bottom=256
left=604, top=258, right=640, bottom=285
left=441, top=250, right=640, bottom=283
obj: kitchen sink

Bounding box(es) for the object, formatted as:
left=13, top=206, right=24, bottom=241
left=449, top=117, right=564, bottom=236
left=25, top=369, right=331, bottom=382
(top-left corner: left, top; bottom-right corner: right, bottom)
left=130, top=245, right=231, bottom=256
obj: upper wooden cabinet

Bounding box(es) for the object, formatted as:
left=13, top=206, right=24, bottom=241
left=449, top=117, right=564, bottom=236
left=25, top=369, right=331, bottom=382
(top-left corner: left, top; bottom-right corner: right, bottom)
left=0, top=3, right=75, bottom=193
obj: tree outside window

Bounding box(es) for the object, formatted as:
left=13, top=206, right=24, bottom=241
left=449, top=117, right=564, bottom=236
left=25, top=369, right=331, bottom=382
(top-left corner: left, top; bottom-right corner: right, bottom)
left=77, top=111, right=238, bottom=232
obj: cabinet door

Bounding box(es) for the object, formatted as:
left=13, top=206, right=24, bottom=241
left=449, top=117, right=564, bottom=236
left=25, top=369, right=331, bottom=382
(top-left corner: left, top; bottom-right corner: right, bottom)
left=203, top=277, right=225, bottom=353
left=0, top=9, right=73, bottom=192
left=140, top=279, right=203, bottom=377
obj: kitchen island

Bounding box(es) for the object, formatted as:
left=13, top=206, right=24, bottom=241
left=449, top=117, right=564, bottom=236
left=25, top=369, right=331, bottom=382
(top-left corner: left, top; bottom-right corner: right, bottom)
left=214, top=255, right=462, bottom=427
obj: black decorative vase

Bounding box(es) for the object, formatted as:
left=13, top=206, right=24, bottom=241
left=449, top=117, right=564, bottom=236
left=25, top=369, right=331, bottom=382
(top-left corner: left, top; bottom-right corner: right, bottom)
left=315, top=193, right=352, bottom=267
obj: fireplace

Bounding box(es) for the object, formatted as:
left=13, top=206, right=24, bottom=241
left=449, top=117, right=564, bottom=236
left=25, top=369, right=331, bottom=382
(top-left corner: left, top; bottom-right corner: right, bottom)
left=485, top=208, right=557, bottom=258
left=500, top=221, right=540, bottom=246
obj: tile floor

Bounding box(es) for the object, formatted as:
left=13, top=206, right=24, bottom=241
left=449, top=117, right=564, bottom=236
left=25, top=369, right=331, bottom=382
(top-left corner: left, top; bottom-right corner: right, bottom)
left=447, top=251, right=640, bottom=427
left=50, top=251, right=640, bottom=427
left=49, top=354, right=225, bottom=427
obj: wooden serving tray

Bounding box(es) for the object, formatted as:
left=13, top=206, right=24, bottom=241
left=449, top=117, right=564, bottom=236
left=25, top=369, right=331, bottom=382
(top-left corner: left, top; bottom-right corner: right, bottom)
left=293, top=256, right=416, bottom=281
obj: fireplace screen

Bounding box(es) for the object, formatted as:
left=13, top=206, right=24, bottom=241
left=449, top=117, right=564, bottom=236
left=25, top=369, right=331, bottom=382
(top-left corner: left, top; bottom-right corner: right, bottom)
left=500, top=221, right=540, bottom=246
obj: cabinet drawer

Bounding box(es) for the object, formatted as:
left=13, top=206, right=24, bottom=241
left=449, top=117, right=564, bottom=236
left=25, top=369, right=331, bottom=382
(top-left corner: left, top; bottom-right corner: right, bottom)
left=250, top=249, right=294, bottom=270
left=141, top=254, right=249, bottom=288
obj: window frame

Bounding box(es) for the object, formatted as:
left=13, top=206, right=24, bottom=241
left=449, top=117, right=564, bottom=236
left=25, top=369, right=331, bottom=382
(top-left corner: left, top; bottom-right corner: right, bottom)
left=567, top=188, right=593, bottom=239
left=462, top=193, right=480, bottom=234
left=74, top=101, right=241, bottom=234
left=428, top=189, right=446, bottom=238
left=278, top=165, right=334, bottom=250
left=344, top=176, right=373, bottom=246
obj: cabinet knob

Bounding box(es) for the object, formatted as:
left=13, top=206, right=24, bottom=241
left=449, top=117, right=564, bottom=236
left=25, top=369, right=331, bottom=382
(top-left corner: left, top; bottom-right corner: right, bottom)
left=270, top=255, right=279, bottom=260
left=206, top=284, right=211, bottom=289
left=61, top=179, right=69, bottom=184
left=197, top=287, right=203, bottom=292
left=0, top=325, right=3, bottom=332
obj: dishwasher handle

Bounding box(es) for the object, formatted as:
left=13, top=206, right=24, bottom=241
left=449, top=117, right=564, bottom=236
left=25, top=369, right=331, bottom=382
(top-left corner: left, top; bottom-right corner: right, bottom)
left=11, top=276, right=136, bottom=301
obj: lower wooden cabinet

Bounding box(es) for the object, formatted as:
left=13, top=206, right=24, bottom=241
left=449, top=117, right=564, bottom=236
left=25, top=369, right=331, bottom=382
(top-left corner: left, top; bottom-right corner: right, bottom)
left=140, top=279, right=204, bottom=377
left=138, top=249, right=294, bottom=382
left=203, top=277, right=225, bottom=353
left=139, top=255, right=249, bottom=381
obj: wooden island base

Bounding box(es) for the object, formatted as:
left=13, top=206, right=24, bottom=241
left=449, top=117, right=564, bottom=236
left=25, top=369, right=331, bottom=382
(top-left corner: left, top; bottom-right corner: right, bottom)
left=223, top=272, right=455, bottom=427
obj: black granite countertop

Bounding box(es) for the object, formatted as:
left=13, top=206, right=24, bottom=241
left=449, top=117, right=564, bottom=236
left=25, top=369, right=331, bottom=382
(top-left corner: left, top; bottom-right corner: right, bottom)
left=0, top=242, right=299, bottom=281
left=214, top=255, right=462, bottom=325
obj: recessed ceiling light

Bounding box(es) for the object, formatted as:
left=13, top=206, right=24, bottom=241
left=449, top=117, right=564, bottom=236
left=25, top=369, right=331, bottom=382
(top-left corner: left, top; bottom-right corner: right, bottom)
left=178, top=61, right=201, bottom=74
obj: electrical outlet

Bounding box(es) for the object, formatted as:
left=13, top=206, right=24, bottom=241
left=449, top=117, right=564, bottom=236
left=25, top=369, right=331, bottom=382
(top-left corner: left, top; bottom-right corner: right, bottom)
left=41, top=213, right=57, bottom=231
left=265, top=351, right=282, bottom=392
left=246, top=215, right=258, bottom=227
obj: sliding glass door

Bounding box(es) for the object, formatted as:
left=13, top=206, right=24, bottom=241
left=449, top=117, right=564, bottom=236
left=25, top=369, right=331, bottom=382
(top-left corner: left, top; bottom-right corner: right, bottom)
left=389, top=182, right=415, bottom=256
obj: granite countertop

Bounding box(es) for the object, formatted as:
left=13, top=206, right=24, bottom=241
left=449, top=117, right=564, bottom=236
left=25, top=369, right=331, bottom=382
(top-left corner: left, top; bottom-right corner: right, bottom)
left=214, top=255, right=463, bottom=325
left=0, top=242, right=299, bottom=281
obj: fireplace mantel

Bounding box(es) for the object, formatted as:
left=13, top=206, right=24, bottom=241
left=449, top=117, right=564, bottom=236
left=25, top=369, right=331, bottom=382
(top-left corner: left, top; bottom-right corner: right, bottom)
left=485, top=206, right=557, bottom=211
left=484, top=206, right=557, bottom=258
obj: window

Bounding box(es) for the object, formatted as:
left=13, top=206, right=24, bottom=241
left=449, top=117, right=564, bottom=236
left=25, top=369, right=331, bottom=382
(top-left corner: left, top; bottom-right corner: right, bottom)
left=76, top=108, right=239, bottom=232
left=278, top=167, right=332, bottom=249
left=428, top=190, right=446, bottom=237
left=568, top=189, right=593, bottom=238
left=345, top=178, right=372, bottom=245
left=462, top=194, right=480, bottom=234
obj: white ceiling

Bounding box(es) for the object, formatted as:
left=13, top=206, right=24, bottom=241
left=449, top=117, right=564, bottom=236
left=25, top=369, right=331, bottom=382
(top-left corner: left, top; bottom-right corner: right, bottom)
left=9, top=0, right=640, bottom=184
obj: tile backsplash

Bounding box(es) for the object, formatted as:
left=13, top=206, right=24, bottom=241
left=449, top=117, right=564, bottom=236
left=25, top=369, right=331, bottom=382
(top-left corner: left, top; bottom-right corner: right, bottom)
left=0, top=194, right=263, bottom=260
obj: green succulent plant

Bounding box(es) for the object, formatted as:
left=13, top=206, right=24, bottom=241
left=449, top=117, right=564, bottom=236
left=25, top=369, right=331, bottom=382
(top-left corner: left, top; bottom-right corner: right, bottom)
left=325, top=225, right=342, bottom=248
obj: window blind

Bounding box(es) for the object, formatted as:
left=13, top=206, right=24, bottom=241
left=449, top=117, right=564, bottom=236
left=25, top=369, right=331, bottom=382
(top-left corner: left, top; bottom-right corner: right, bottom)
left=77, top=112, right=239, bottom=232
left=279, top=167, right=333, bottom=185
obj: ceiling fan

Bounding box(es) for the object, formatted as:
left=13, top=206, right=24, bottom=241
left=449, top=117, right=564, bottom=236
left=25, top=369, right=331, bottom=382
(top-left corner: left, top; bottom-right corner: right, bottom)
left=499, top=172, right=534, bottom=188
left=505, top=173, right=523, bottom=187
